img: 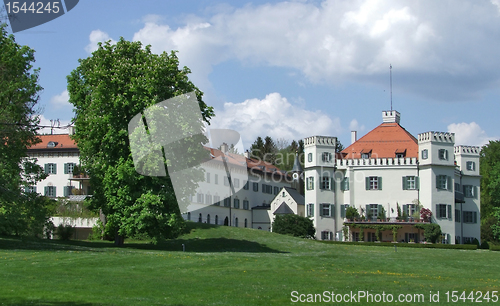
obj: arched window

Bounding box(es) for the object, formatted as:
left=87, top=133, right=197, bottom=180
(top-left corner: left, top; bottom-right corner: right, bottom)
left=198, top=213, right=202, bottom=223
left=244, top=218, right=248, bottom=228
left=207, top=214, right=210, bottom=224
left=215, top=215, right=218, bottom=225
left=235, top=218, right=239, bottom=227
left=187, top=212, right=191, bottom=221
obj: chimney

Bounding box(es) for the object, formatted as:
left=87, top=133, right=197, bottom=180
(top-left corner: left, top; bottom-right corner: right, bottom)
left=351, top=131, right=357, bottom=144
left=244, top=150, right=250, bottom=159
left=220, top=142, right=228, bottom=154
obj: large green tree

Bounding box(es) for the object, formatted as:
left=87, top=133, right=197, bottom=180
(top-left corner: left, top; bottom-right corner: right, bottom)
left=67, top=38, right=214, bottom=244
left=0, top=24, right=51, bottom=236
left=480, top=140, right=500, bottom=243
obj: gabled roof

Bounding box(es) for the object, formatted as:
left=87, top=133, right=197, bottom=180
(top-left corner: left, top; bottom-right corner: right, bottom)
left=29, top=134, right=78, bottom=150
left=342, top=122, right=418, bottom=159
left=273, top=202, right=294, bottom=215
left=283, top=186, right=305, bottom=205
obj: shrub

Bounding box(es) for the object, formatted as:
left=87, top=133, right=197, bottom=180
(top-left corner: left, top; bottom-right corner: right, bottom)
left=272, top=214, right=315, bottom=238
left=414, top=223, right=441, bottom=243
left=480, top=240, right=489, bottom=249
left=87, top=224, right=103, bottom=241
left=346, top=206, right=360, bottom=220
left=55, top=224, right=75, bottom=240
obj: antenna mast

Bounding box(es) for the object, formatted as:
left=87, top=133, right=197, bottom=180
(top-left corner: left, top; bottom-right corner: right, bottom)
left=390, top=64, right=393, bottom=111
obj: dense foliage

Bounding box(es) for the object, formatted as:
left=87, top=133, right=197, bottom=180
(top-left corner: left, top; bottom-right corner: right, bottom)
left=414, top=223, right=441, bottom=243
left=480, top=140, right=500, bottom=243
left=67, top=38, right=214, bottom=244
left=272, top=214, right=315, bottom=238
left=0, top=24, right=53, bottom=236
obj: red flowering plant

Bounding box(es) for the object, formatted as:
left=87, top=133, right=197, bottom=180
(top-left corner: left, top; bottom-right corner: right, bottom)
left=420, top=208, right=432, bottom=222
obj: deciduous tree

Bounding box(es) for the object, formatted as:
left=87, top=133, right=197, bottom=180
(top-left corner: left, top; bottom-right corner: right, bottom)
left=67, top=38, right=214, bottom=244
left=480, top=140, right=500, bottom=242
left=0, top=24, right=50, bottom=236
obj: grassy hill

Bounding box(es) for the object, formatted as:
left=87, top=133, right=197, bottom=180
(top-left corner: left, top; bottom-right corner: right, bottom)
left=1, top=223, right=499, bottom=305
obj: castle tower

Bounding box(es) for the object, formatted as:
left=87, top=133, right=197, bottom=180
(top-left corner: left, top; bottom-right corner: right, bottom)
left=304, top=136, right=337, bottom=240
left=418, top=131, right=456, bottom=243
left=454, top=145, right=481, bottom=244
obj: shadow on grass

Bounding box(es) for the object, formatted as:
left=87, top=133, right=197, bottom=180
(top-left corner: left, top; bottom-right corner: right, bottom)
left=0, top=299, right=95, bottom=306
left=0, top=236, right=285, bottom=253
left=0, top=299, right=192, bottom=306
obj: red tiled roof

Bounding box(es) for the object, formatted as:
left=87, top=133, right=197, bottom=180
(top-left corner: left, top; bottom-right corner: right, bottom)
left=29, top=134, right=78, bottom=150
left=205, top=147, right=288, bottom=177
left=341, top=122, right=418, bottom=159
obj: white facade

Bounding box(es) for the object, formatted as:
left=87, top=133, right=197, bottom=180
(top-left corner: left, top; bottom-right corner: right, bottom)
left=26, top=134, right=87, bottom=198
left=181, top=149, right=292, bottom=229
left=304, top=111, right=481, bottom=244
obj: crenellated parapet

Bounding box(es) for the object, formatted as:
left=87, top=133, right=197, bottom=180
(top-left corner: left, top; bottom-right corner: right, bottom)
left=454, top=145, right=480, bottom=155
left=304, top=136, right=336, bottom=147
left=418, top=131, right=455, bottom=144
left=336, top=157, right=418, bottom=169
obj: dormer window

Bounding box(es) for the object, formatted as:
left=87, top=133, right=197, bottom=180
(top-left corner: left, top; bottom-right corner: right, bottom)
left=395, top=149, right=406, bottom=158
left=47, top=141, right=58, bottom=148
left=360, top=149, right=371, bottom=159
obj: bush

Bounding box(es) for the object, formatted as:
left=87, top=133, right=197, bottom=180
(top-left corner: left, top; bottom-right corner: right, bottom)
left=55, top=224, right=75, bottom=240
left=87, top=224, right=103, bottom=241
left=490, top=243, right=500, bottom=251
left=272, top=214, right=315, bottom=238
left=346, top=206, right=360, bottom=220
left=480, top=240, right=489, bottom=249
left=414, top=223, right=441, bottom=243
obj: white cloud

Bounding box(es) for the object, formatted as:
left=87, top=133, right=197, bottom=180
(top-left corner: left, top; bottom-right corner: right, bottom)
left=210, top=93, right=340, bottom=148
left=131, top=0, right=500, bottom=101
left=85, top=30, right=117, bottom=54
left=49, top=90, right=70, bottom=109
left=349, top=119, right=365, bottom=133
left=447, top=122, right=494, bottom=147
left=37, top=115, right=72, bottom=135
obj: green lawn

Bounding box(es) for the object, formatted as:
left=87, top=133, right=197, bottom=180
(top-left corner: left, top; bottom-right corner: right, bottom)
left=1, top=223, right=499, bottom=305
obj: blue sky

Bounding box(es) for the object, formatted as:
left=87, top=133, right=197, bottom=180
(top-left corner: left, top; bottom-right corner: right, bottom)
left=5, top=0, right=500, bottom=149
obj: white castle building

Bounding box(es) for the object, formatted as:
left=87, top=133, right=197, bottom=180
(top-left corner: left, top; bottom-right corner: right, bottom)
left=300, top=110, right=480, bottom=244
left=27, top=110, right=481, bottom=244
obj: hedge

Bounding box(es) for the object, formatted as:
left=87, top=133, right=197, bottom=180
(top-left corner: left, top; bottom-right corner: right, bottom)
left=318, top=240, right=478, bottom=250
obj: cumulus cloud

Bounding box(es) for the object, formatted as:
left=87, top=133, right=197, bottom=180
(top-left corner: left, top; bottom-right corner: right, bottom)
left=210, top=92, right=341, bottom=148
left=131, top=0, right=500, bottom=101
left=447, top=122, right=495, bottom=147
left=349, top=119, right=365, bottom=133
left=49, top=90, right=71, bottom=109
left=37, top=115, right=72, bottom=135
left=85, top=30, right=117, bottom=53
